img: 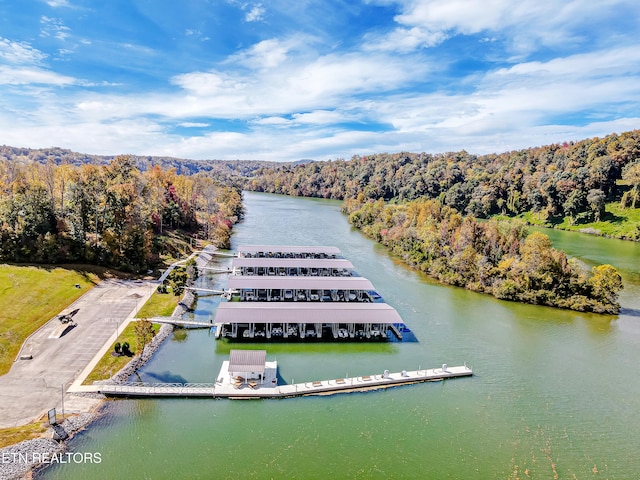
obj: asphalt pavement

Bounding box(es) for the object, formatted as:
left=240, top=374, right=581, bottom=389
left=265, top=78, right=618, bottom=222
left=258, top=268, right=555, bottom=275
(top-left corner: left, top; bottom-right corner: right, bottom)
left=0, top=279, right=155, bottom=428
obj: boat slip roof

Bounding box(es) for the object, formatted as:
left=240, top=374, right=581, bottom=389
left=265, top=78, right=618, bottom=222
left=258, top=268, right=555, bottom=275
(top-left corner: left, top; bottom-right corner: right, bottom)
left=214, top=302, right=404, bottom=325
left=228, top=350, right=266, bottom=373
left=237, top=245, right=341, bottom=255
left=227, top=276, right=375, bottom=291
left=231, top=258, right=354, bottom=269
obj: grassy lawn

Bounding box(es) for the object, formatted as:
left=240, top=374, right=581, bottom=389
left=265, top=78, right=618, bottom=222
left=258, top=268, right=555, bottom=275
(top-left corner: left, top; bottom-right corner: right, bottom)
left=82, top=321, right=160, bottom=384
left=136, top=290, right=180, bottom=318
left=516, top=204, right=640, bottom=240
left=0, top=415, right=50, bottom=448
left=0, top=265, right=101, bottom=375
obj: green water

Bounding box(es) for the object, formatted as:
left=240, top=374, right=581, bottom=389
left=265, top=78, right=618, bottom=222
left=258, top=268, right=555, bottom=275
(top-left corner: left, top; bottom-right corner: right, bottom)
left=43, top=192, right=640, bottom=479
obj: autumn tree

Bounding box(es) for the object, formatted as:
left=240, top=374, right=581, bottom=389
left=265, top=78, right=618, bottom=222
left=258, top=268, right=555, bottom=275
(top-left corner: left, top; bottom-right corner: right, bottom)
left=134, top=319, right=155, bottom=352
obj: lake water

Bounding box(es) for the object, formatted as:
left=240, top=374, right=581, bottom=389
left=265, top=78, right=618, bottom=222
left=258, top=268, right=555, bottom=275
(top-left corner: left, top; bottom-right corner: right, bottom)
left=43, top=192, right=640, bottom=479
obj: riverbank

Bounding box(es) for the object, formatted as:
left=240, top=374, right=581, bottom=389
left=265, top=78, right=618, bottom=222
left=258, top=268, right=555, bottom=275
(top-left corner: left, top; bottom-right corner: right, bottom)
left=0, top=410, right=103, bottom=480
left=343, top=197, right=623, bottom=314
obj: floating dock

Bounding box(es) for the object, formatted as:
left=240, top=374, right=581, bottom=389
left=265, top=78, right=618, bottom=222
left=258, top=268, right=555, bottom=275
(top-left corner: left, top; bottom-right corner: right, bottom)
left=84, top=364, right=472, bottom=399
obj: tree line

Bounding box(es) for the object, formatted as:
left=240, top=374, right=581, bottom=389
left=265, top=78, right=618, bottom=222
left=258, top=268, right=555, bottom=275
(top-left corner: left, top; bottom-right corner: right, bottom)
left=342, top=197, right=623, bottom=314
left=0, top=156, right=243, bottom=272
left=0, top=145, right=275, bottom=189
left=245, top=130, right=640, bottom=238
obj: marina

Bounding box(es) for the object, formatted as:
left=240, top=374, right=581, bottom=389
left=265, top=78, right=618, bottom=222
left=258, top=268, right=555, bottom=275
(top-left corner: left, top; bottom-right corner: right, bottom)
left=214, top=244, right=407, bottom=342
left=42, top=191, right=640, bottom=480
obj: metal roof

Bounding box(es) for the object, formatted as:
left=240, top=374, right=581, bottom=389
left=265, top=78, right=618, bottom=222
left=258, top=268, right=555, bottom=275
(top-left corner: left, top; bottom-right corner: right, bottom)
left=237, top=245, right=341, bottom=255
left=227, top=276, right=375, bottom=290
left=231, top=258, right=354, bottom=269
left=214, top=302, right=404, bottom=325
left=228, top=349, right=267, bottom=373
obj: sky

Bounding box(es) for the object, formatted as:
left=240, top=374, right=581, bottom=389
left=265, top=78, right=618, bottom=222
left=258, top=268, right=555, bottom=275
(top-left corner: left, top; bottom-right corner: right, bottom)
left=1, top=0, right=639, bottom=162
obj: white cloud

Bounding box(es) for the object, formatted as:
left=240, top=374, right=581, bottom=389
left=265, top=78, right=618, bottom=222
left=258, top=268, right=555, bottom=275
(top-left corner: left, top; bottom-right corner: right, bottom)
left=246, top=4, right=266, bottom=22
left=0, top=38, right=47, bottom=64
left=0, top=65, right=76, bottom=85
left=228, top=37, right=298, bottom=70
left=292, top=110, right=349, bottom=125
left=364, top=26, right=445, bottom=52
left=46, top=0, right=72, bottom=7
left=252, top=116, right=290, bottom=126
left=366, top=0, right=640, bottom=53
left=40, top=16, right=71, bottom=41
left=179, top=122, right=210, bottom=128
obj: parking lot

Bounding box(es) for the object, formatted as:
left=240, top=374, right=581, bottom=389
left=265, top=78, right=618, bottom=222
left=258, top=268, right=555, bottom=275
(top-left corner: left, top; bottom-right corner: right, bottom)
left=0, top=279, right=154, bottom=428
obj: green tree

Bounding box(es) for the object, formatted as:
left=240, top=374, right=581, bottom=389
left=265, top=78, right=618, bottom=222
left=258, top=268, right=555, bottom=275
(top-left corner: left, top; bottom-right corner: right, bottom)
left=134, top=319, right=155, bottom=352
left=588, top=264, right=623, bottom=312
left=563, top=190, right=586, bottom=224
left=586, top=189, right=606, bottom=221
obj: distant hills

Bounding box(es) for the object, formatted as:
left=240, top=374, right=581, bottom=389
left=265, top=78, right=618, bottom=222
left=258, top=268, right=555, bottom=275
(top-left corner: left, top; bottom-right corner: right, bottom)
left=0, top=145, right=280, bottom=185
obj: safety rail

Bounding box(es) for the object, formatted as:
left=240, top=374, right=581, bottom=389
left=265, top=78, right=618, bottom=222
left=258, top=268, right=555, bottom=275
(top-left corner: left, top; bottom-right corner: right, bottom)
left=97, top=382, right=216, bottom=396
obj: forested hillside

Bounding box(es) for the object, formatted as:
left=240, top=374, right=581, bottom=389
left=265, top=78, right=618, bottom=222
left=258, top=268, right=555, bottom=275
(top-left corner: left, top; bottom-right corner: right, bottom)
left=342, top=197, right=623, bottom=314
left=246, top=130, right=640, bottom=238
left=0, top=156, right=242, bottom=272
left=0, top=145, right=275, bottom=188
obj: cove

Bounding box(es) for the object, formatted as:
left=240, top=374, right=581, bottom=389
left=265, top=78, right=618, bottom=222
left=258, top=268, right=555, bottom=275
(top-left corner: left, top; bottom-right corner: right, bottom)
left=42, top=191, right=640, bottom=479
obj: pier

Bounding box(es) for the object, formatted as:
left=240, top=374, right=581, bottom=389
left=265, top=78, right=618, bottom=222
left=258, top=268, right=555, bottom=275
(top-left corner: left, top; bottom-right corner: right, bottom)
left=77, top=364, right=472, bottom=399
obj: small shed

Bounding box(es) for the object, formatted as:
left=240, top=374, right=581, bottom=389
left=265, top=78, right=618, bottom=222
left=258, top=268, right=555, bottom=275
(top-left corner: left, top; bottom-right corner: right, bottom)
left=228, top=350, right=267, bottom=382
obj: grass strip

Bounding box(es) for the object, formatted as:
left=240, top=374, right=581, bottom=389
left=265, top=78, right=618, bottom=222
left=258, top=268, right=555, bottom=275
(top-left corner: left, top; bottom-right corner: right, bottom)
left=0, top=415, right=49, bottom=448
left=136, top=290, right=180, bottom=318
left=82, top=322, right=160, bottom=384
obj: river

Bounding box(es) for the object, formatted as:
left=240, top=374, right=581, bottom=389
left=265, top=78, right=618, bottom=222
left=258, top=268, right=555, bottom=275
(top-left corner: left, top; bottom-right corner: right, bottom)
left=43, top=191, right=640, bottom=479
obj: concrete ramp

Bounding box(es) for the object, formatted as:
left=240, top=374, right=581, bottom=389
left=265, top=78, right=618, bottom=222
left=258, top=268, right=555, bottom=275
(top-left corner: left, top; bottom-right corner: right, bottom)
left=49, top=322, right=76, bottom=339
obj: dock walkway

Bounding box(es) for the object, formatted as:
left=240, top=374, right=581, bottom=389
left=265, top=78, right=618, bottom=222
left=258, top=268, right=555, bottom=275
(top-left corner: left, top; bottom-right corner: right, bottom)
left=70, top=364, right=472, bottom=398
left=146, top=316, right=214, bottom=328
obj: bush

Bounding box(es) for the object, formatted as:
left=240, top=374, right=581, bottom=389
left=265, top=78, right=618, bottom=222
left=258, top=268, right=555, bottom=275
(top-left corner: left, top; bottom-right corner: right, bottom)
left=114, top=342, right=121, bottom=354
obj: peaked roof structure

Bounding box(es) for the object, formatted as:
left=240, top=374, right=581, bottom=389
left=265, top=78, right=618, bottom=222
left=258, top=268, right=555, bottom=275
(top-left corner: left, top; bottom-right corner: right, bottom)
left=228, top=349, right=267, bottom=373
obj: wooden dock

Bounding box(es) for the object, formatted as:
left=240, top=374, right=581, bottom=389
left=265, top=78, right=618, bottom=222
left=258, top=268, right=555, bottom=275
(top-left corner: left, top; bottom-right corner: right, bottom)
left=75, top=364, right=472, bottom=399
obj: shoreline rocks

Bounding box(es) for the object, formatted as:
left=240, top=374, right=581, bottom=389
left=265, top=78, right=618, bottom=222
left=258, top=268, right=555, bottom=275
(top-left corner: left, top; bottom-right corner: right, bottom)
left=0, top=411, right=102, bottom=480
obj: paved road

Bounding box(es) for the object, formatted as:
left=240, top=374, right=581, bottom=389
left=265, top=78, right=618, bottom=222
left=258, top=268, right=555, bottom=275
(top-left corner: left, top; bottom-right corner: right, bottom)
left=0, top=279, right=155, bottom=428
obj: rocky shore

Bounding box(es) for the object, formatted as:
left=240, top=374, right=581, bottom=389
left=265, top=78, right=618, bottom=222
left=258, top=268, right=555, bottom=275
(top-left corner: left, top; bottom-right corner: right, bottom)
left=0, top=412, right=101, bottom=480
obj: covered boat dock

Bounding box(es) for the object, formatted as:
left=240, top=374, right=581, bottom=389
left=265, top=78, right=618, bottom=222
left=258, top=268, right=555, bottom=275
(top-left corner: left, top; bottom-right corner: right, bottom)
left=213, top=302, right=404, bottom=340
left=227, top=276, right=376, bottom=302
left=231, top=257, right=355, bottom=277
left=237, top=245, right=341, bottom=259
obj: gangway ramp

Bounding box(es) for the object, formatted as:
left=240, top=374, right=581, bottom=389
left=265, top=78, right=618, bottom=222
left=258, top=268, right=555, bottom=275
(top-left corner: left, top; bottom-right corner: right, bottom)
left=145, top=317, right=214, bottom=329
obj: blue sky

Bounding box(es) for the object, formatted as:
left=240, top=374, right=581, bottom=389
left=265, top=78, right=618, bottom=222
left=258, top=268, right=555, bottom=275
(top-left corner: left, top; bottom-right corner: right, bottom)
left=1, top=0, right=639, bottom=162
